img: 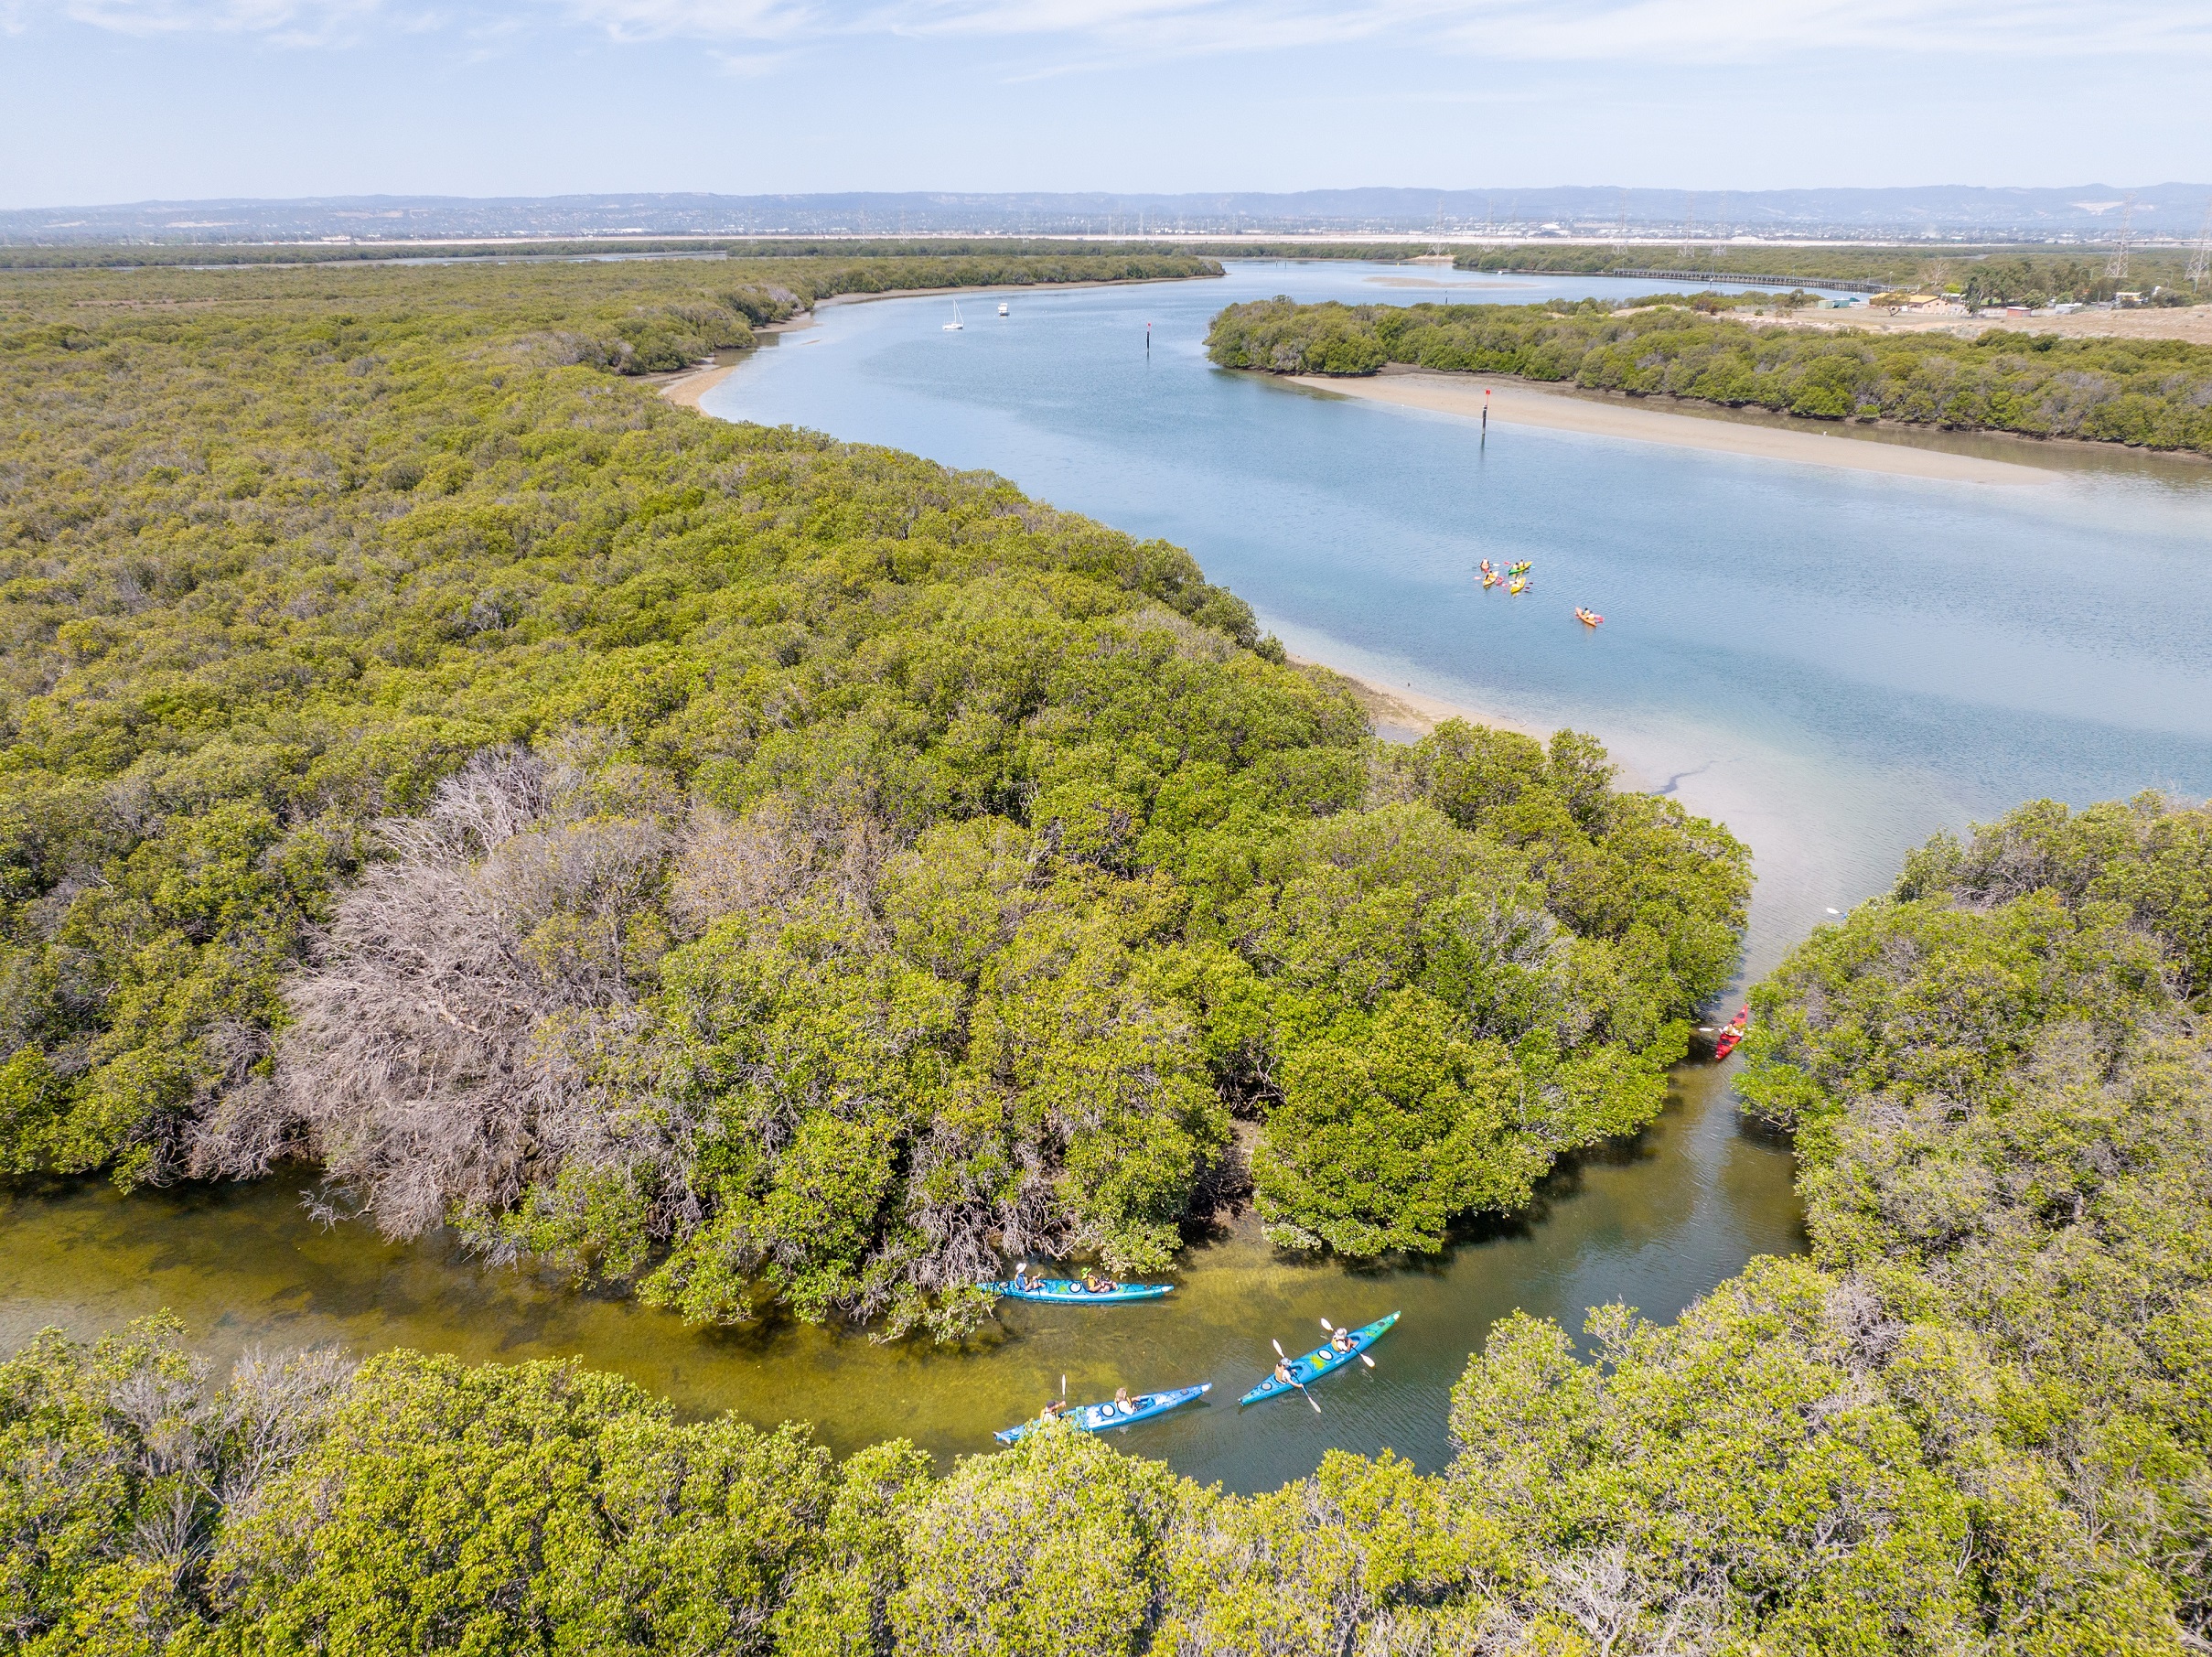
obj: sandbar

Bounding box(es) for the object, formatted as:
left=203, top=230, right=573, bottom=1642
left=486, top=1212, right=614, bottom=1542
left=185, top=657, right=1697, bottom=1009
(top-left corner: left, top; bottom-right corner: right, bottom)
left=659, top=359, right=744, bottom=408
left=1288, top=371, right=2051, bottom=486
left=1289, top=655, right=1527, bottom=741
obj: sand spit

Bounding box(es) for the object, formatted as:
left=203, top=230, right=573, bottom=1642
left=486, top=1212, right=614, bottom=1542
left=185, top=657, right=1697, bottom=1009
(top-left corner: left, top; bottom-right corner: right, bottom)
left=1289, top=371, right=2052, bottom=486
left=1290, top=656, right=1530, bottom=742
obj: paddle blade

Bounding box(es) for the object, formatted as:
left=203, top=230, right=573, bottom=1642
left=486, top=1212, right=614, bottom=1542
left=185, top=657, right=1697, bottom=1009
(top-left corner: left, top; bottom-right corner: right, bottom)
left=1060, top=1374, right=1067, bottom=1399
left=1319, top=1318, right=1334, bottom=1331
left=1306, top=1392, right=1321, bottom=1414
left=1272, top=1339, right=1287, bottom=1358
left=1359, top=1354, right=1376, bottom=1368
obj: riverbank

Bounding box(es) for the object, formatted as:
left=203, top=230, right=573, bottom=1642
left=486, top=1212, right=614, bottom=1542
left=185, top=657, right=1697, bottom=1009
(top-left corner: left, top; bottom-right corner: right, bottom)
left=658, top=350, right=747, bottom=408
left=1289, top=653, right=1523, bottom=741
left=1287, top=369, right=2054, bottom=485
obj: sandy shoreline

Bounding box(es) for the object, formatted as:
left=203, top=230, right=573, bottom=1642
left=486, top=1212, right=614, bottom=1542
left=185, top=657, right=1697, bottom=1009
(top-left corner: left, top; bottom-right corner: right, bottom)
left=1289, top=654, right=1525, bottom=741
left=659, top=357, right=745, bottom=408
left=1288, top=371, right=2051, bottom=485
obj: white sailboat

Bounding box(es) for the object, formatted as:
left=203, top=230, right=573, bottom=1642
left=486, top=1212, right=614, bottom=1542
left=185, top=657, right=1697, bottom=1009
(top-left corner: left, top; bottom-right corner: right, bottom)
left=942, top=301, right=963, bottom=332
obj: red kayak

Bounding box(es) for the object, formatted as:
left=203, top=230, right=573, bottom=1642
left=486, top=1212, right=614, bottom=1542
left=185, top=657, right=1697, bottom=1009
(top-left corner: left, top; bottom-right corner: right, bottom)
left=1713, top=1006, right=1748, bottom=1061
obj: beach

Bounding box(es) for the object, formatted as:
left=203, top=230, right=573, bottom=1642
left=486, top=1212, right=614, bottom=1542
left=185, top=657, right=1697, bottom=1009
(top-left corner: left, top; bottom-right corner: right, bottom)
left=660, top=356, right=745, bottom=409
left=1290, top=655, right=1524, bottom=741
left=1288, top=370, right=2052, bottom=485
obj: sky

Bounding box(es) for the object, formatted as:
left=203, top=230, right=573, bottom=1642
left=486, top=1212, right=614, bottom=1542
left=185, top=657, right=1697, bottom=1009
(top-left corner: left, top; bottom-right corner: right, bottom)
left=3, top=0, right=2211, bottom=207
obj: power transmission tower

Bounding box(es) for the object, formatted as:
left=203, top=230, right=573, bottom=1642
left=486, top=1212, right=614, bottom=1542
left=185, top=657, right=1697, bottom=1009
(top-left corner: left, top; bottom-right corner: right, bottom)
left=1614, top=189, right=1627, bottom=259
left=2187, top=198, right=2212, bottom=290
left=1680, top=193, right=1696, bottom=264
left=2105, top=192, right=2137, bottom=280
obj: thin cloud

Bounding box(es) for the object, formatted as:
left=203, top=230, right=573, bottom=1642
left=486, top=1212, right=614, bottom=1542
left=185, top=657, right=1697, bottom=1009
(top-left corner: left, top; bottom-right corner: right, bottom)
left=25, top=0, right=2212, bottom=62
left=1437, top=0, right=2212, bottom=62
left=554, top=0, right=805, bottom=36
left=713, top=40, right=798, bottom=65
left=61, top=0, right=385, bottom=34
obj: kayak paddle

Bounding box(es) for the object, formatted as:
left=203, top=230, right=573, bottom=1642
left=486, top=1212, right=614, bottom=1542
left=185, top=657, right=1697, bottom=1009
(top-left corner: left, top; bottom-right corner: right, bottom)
left=1270, top=1338, right=1322, bottom=1414
left=1319, top=1318, right=1378, bottom=1368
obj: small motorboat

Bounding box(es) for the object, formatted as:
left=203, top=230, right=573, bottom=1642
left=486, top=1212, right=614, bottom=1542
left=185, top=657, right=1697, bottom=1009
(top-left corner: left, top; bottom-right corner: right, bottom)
left=997, top=301, right=1010, bottom=317
left=1240, top=1312, right=1399, bottom=1405
left=994, top=1384, right=1209, bottom=1443
left=1575, top=608, right=1604, bottom=627
left=1713, top=1006, right=1749, bottom=1061
left=989, top=1275, right=1173, bottom=1304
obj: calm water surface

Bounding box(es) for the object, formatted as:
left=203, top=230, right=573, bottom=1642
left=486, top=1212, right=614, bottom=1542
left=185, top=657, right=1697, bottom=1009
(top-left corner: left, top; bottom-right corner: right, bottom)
left=9, top=263, right=2208, bottom=1493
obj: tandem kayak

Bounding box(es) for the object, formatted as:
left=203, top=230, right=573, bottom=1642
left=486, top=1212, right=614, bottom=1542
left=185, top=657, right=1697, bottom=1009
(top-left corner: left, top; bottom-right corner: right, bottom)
left=994, top=1384, right=1210, bottom=1444
left=1239, top=1312, right=1400, bottom=1405
left=989, top=1278, right=1174, bottom=1304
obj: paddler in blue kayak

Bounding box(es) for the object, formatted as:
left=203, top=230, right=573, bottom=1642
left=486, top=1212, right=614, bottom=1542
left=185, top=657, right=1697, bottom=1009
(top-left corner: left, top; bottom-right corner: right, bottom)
left=1082, top=1272, right=1113, bottom=1294
left=1271, top=1357, right=1296, bottom=1388
left=1329, top=1325, right=1357, bottom=1353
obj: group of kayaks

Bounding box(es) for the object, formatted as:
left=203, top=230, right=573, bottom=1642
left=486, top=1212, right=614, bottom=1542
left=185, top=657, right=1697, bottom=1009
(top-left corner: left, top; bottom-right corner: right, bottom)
left=1482, top=560, right=1605, bottom=625
left=1477, top=558, right=1532, bottom=595
left=986, top=1272, right=1399, bottom=1444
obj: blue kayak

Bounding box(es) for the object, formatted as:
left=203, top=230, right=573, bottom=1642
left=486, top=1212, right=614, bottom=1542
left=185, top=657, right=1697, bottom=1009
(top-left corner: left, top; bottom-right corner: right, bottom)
left=989, top=1277, right=1173, bottom=1304
left=994, top=1384, right=1210, bottom=1444
left=1239, top=1312, right=1400, bottom=1405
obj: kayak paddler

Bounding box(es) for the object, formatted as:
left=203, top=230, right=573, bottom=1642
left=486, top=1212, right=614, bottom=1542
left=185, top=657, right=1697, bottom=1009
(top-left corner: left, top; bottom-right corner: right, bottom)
left=1082, top=1272, right=1112, bottom=1294
left=1272, top=1358, right=1295, bottom=1388
left=1329, top=1325, right=1357, bottom=1353
left=1113, top=1386, right=1133, bottom=1415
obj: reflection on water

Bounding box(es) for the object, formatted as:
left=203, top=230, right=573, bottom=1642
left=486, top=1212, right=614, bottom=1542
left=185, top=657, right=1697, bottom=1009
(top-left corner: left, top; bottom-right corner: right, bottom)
left=717, top=260, right=2212, bottom=980
left=14, top=261, right=2208, bottom=1492
left=2, top=1069, right=1796, bottom=1493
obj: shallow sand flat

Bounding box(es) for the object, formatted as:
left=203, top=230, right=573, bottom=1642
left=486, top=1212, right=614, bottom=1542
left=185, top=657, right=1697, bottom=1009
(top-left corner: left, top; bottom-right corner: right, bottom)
left=660, top=360, right=743, bottom=408
left=1289, top=654, right=1527, bottom=740
left=1289, top=371, right=2052, bottom=486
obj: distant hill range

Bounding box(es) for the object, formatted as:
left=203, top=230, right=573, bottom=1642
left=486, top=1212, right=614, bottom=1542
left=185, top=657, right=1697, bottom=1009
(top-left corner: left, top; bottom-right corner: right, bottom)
left=7, top=186, right=2212, bottom=244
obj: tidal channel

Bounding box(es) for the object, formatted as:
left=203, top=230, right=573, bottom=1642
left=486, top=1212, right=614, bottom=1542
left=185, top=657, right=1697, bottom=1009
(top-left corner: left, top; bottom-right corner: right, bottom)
left=8, top=262, right=2208, bottom=1495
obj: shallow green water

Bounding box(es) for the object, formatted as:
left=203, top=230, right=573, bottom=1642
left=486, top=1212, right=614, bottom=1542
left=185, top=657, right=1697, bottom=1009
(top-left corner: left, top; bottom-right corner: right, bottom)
left=3, top=1065, right=1794, bottom=1493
